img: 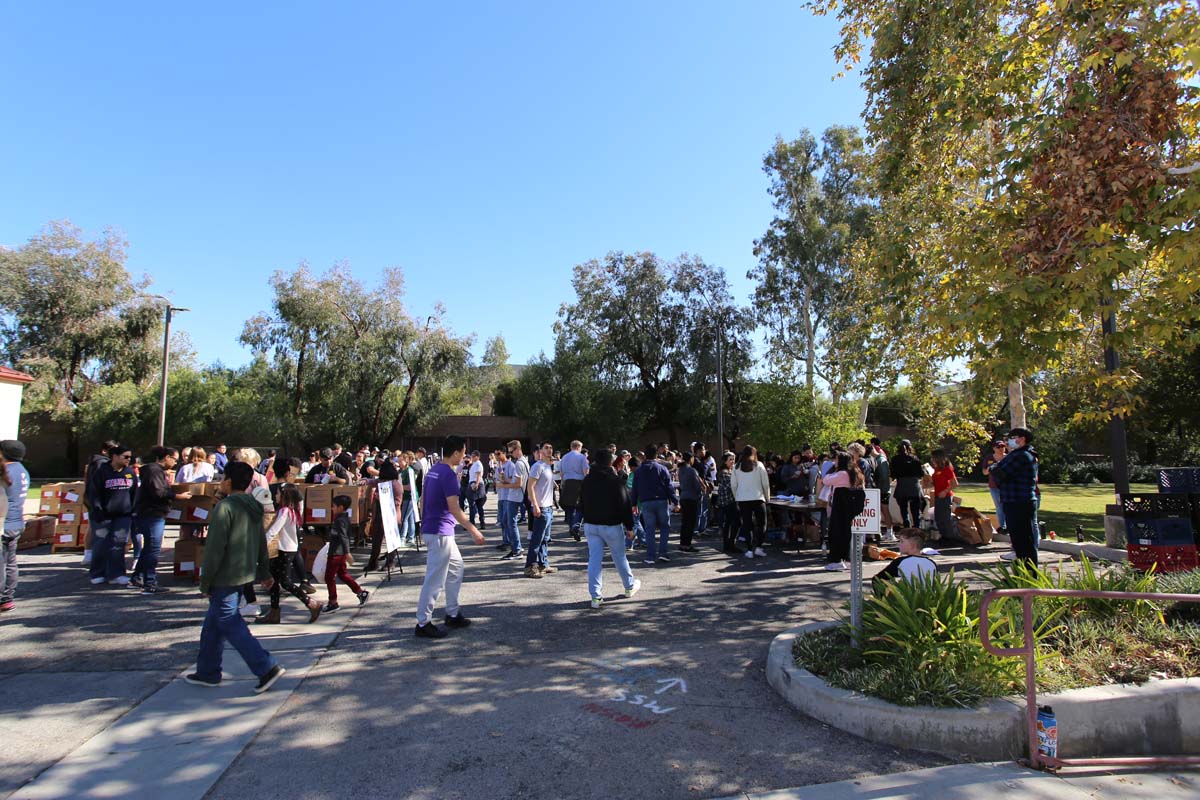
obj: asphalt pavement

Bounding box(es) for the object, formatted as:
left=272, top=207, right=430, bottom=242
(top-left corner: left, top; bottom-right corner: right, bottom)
left=1, top=512, right=1070, bottom=799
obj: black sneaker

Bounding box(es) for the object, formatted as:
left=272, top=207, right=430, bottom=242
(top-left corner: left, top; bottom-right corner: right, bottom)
left=185, top=673, right=221, bottom=688
left=142, top=585, right=170, bottom=595
left=656, top=555, right=671, bottom=563
left=414, top=622, right=447, bottom=639
left=500, top=550, right=518, bottom=560
left=322, top=603, right=340, bottom=614
left=357, top=591, right=370, bottom=606
left=572, top=528, right=581, bottom=542
left=254, top=664, right=286, bottom=694
left=128, top=576, right=144, bottom=588
left=678, top=546, right=698, bottom=553
left=444, top=612, right=471, bottom=628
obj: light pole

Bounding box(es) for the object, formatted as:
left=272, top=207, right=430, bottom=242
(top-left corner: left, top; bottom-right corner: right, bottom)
left=156, top=304, right=189, bottom=446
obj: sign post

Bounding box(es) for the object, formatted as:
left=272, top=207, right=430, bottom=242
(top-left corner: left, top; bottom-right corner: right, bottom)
left=377, top=481, right=403, bottom=554
left=850, top=488, right=881, bottom=648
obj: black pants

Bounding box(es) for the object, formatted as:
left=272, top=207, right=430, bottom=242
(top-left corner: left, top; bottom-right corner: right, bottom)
left=1003, top=500, right=1039, bottom=566
left=291, top=549, right=308, bottom=585
left=897, top=496, right=922, bottom=528
left=269, top=552, right=311, bottom=609
left=679, top=499, right=699, bottom=547
left=737, top=500, right=766, bottom=550
left=720, top=502, right=739, bottom=549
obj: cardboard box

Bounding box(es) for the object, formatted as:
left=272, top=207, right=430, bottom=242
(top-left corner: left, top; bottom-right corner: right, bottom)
left=51, top=523, right=84, bottom=551
left=173, top=540, right=205, bottom=580
left=58, top=482, right=85, bottom=504
left=304, top=486, right=333, bottom=525
left=184, top=495, right=219, bottom=524
left=334, top=485, right=361, bottom=522
left=56, top=504, right=88, bottom=525
left=39, top=494, right=62, bottom=514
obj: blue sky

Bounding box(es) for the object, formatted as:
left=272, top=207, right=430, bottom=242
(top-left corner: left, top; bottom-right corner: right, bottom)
left=0, top=2, right=866, bottom=368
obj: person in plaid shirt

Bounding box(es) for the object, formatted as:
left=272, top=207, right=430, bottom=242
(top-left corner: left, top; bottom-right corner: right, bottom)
left=990, top=427, right=1040, bottom=567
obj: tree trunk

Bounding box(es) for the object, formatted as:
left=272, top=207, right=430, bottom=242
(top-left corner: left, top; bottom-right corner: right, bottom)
left=66, top=424, right=80, bottom=477
left=803, top=279, right=816, bottom=397
left=859, top=393, right=870, bottom=428
left=1008, top=380, right=1026, bottom=429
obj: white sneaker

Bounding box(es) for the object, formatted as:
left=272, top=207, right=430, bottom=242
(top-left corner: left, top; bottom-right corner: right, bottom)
left=82, top=551, right=93, bottom=566
left=112, top=576, right=130, bottom=586
left=625, top=578, right=641, bottom=598
left=1001, top=551, right=1018, bottom=561
left=590, top=597, right=603, bottom=609
left=240, top=603, right=261, bottom=618
left=754, top=547, right=767, bottom=558
left=824, top=562, right=845, bottom=571
left=89, top=576, right=106, bottom=585
left=744, top=550, right=755, bottom=559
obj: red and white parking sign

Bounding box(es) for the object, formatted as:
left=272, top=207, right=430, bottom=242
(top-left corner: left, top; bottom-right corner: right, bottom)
left=851, top=488, right=881, bottom=535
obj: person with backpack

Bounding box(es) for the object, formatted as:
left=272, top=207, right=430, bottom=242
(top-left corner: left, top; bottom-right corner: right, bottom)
left=872, top=528, right=937, bottom=593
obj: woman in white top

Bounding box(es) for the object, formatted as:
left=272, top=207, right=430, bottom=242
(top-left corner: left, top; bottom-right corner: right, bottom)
left=175, top=447, right=215, bottom=483
left=730, top=445, right=772, bottom=559
left=260, top=483, right=321, bottom=624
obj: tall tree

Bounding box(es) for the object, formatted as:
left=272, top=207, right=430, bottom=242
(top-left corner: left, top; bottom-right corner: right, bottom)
left=241, top=263, right=472, bottom=450
left=0, top=221, right=164, bottom=467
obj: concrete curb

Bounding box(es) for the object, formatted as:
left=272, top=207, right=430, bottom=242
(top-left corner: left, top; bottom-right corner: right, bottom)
left=992, top=531, right=1127, bottom=562
left=768, top=621, right=1200, bottom=760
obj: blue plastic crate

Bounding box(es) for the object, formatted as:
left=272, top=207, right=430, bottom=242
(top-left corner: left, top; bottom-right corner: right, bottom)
left=1158, top=468, right=1199, bottom=494
left=1125, top=517, right=1195, bottom=547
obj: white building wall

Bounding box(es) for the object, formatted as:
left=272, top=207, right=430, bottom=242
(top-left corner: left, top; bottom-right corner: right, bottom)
left=0, top=383, right=25, bottom=440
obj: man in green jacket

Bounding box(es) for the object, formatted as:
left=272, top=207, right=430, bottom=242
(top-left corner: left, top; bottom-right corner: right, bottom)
left=186, top=461, right=285, bottom=693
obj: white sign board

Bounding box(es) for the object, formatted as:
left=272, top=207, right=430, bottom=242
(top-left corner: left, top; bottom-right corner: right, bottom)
left=377, top=481, right=403, bottom=553
left=851, top=488, right=882, bottom=535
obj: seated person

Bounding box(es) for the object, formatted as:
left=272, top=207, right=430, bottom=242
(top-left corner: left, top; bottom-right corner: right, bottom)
left=873, top=528, right=938, bottom=593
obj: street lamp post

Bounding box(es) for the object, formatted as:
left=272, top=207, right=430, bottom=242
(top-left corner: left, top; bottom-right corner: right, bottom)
left=156, top=305, right=189, bottom=446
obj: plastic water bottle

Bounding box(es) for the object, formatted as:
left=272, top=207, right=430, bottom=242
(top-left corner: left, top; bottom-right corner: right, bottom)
left=1075, top=525, right=1084, bottom=543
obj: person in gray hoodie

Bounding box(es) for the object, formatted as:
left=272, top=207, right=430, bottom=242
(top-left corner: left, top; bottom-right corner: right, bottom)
left=0, top=440, right=30, bottom=612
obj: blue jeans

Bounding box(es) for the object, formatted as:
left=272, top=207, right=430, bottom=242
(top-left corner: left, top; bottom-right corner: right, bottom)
left=132, top=516, right=166, bottom=587
left=400, top=499, right=416, bottom=544
left=526, top=509, right=553, bottom=568
left=639, top=500, right=671, bottom=561
left=697, top=496, right=710, bottom=532
left=586, top=523, right=636, bottom=599
left=499, top=499, right=522, bottom=553
left=468, top=494, right=486, bottom=526
left=89, top=517, right=132, bottom=582
left=989, top=488, right=1007, bottom=529
left=195, top=585, right=277, bottom=681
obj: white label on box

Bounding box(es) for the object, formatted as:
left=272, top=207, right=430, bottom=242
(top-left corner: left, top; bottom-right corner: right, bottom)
left=311, top=508, right=327, bottom=519
left=166, top=508, right=182, bottom=520
left=192, top=508, right=209, bottom=520
left=180, top=561, right=194, bottom=571
left=60, top=513, right=76, bottom=523
left=64, top=491, right=80, bottom=502
left=59, top=534, right=72, bottom=543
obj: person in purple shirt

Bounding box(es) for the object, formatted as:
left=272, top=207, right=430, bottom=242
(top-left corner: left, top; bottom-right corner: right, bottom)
left=414, top=435, right=485, bottom=639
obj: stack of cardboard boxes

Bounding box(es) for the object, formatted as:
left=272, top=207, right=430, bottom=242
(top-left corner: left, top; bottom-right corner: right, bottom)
left=39, top=482, right=89, bottom=552
left=19, top=515, right=56, bottom=550
left=170, top=482, right=223, bottom=582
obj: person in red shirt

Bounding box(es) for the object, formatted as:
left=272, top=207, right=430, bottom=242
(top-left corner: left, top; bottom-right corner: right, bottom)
left=930, top=450, right=958, bottom=542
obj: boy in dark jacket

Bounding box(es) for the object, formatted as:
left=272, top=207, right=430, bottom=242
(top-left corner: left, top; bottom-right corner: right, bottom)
left=131, top=446, right=192, bottom=593
left=88, top=443, right=139, bottom=586
left=324, top=495, right=368, bottom=613
left=187, top=461, right=285, bottom=693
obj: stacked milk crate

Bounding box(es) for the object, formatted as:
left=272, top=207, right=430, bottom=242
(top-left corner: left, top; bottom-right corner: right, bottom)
left=1122, top=467, right=1200, bottom=572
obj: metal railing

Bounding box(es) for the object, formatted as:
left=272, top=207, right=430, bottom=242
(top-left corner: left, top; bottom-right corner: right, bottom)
left=980, top=587, right=1200, bottom=771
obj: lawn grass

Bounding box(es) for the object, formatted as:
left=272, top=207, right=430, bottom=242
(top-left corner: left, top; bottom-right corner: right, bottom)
left=955, top=482, right=1157, bottom=542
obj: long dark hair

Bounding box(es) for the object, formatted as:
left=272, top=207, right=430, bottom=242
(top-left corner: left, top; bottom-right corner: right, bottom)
left=836, top=453, right=864, bottom=487
left=378, top=458, right=399, bottom=482
left=739, top=445, right=757, bottom=473
left=277, top=483, right=303, bottom=518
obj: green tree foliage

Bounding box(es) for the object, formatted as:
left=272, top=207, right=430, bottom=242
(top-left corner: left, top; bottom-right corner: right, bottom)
left=511, top=339, right=648, bottom=446
left=0, top=221, right=164, bottom=465
left=240, top=263, right=472, bottom=451
left=810, top=0, right=1200, bottom=424
left=743, top=382, right=868, bottom=456
left=556, top=251, right=752, bottom=448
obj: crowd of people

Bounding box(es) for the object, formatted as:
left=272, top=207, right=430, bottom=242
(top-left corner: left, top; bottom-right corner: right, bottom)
left=4, top=424, right=1040, bottom=692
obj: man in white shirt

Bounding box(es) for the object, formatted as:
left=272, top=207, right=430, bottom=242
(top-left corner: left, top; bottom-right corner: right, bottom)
left=525, top=442, right=557, bottom=578
left=467, top=451, right=486, bottom=528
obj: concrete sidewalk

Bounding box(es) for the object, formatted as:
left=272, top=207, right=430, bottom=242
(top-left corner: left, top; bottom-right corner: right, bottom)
left=725, top=762, right=1199, bottom=799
